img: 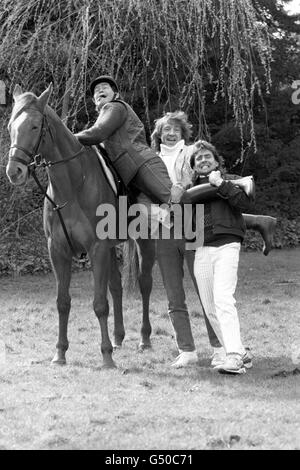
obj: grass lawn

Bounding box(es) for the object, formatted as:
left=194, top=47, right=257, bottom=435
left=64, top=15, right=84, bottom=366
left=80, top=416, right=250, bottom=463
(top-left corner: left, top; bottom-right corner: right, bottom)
left=0, top=248, right=299, bottom=450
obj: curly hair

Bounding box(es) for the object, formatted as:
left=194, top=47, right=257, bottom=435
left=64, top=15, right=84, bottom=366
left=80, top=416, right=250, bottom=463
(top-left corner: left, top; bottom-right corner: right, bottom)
left=150, top=111, right=193, bottom=153
left=190, top=140, right=226, bottom=180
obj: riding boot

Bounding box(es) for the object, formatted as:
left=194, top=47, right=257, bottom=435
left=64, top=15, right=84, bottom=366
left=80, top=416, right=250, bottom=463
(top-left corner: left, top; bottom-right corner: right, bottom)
left=180, top=183, right=219, bottom=204
left=177, top=177, right=255, bottom=204
left=233, top=176, right=255, bottom=199
left=243, top=214, right=277, bottom=256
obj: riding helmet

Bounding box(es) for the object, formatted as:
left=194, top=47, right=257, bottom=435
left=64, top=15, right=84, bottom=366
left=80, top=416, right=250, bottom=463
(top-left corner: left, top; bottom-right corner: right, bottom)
left=90, top=75, right=119, bottom=95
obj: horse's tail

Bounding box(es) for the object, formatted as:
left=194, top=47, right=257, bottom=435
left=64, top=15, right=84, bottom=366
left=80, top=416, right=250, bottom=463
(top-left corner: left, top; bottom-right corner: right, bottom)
left=122, top=239, right=140, bottom=295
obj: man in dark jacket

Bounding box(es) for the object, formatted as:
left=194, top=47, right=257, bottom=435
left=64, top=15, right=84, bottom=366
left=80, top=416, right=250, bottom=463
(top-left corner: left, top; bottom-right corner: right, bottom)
left=190, top=140, right=254, bottom=375
left=74, top=75, right=179, bottom=204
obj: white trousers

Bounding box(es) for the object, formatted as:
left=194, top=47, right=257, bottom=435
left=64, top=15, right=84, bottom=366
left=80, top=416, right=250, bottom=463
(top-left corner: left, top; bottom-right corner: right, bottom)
left=194, top=242, right=245, bottom=355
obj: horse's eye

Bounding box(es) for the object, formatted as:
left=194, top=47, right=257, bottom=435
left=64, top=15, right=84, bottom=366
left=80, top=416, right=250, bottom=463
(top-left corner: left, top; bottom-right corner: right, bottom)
left=32, top=126, right=38, bottom=130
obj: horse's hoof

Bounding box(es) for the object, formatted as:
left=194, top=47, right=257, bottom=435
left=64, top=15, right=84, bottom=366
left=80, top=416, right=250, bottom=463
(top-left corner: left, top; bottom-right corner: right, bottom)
left=51, top=353, right=66, bottom=365
left=51, top=359, right=67, bottom=366
left=113, top=344, right=122, bottom=351
left=102, top=361, right=117, bottom=370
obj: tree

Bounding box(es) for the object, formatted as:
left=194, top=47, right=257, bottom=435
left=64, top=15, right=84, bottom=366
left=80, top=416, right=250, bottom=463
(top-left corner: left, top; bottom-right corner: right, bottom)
left=211, top=0, right=300, bottom=220
left=0, top=0, right=273, bottom=144
left=1, top=0, right=300, bottom=274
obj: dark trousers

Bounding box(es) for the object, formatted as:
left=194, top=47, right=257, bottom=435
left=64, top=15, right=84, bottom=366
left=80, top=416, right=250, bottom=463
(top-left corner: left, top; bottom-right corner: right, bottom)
left=130, top=157, right=172, bottom=204
left=156, top=232, right=221, bottom=352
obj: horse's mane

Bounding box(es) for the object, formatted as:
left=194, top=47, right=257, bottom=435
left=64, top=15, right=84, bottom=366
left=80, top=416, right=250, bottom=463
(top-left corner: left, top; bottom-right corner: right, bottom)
left=44, top=104, right=77, bottom=141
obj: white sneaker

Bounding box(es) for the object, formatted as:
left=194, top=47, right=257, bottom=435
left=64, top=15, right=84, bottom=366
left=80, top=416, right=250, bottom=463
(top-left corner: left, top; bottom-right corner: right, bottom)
left=218, top=353, right=246, bottom=375
left=211, top=347, right=226, bottom=368
left=171, top=351, right=198, bottom=368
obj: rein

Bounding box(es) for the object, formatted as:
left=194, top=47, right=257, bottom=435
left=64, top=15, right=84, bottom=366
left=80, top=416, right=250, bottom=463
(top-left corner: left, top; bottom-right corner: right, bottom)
left=9, top=111, right=85, bottom=259
left=30, top=147, right=85, bottom=169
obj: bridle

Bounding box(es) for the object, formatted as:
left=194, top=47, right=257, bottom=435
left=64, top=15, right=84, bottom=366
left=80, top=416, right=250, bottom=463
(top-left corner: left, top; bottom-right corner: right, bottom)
left=8, top=108, right=85, bottom=258
left=9, top=110, right=47, bottom=168
left=9, top=109, right=84, bottom=170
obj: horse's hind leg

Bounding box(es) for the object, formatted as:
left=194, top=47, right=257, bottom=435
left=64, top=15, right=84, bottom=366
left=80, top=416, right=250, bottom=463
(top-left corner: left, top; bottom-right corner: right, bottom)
left=136, top=239, right=156, bottom=350
left=90, top=244, right=116, bottom=369
left=109, top=247, right=125, bottom=349
left=50, top=245, right=72, bottom=365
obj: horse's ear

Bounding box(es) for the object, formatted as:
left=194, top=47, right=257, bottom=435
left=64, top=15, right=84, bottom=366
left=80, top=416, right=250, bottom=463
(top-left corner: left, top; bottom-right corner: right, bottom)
left=13, top=84, right=23, bottom=100
left=38, top=83, right=53, bottom=109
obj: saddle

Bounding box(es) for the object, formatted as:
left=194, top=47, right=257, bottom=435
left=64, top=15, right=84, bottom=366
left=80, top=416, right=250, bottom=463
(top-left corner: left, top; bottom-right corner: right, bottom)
left=96, top=144, right=142, bottom=208
left=94, top=144, right=127, bottom=197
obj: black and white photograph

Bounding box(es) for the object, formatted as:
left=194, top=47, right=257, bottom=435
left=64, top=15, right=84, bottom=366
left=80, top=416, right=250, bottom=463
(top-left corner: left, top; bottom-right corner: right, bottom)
left=0, top=0, right=299, bottom=453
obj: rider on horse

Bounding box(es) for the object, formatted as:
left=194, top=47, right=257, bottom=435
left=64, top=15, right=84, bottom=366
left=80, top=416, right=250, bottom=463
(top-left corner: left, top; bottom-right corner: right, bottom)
left=74, top=75, right=180, bottom=204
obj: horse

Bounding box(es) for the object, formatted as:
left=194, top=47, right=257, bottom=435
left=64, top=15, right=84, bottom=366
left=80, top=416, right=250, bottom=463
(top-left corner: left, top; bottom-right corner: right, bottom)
left=6, top=84, right=156, bottom=368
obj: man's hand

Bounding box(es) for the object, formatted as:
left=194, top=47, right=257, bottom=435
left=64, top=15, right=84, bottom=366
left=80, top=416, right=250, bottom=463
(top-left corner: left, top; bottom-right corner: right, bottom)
left=170, top=184, right=185, bottom=203
left=209, top=170, right=223, bottom=187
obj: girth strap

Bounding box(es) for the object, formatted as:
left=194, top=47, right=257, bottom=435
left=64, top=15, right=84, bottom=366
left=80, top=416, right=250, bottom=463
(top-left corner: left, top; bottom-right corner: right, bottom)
left=31, top=169, right=78, bottom=258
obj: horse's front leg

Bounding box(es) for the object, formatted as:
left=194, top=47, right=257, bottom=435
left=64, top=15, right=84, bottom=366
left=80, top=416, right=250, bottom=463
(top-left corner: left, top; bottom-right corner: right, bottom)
left=109, top=247, right=124, bottom=349
left=135, top=239, right=156, bottom=351
left=90, top=243, right=116, bottom=368
left=49, top=242, right=72, bottom=365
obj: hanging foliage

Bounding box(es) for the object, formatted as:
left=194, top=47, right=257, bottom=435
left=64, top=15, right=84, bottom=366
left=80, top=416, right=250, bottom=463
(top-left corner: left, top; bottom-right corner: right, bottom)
left=0, top=0, right=272, bottom=148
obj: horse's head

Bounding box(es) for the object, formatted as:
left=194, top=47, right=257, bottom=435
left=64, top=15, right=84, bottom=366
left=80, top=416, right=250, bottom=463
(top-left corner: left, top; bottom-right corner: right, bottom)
left=6, top=83, right=53, bottom=185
